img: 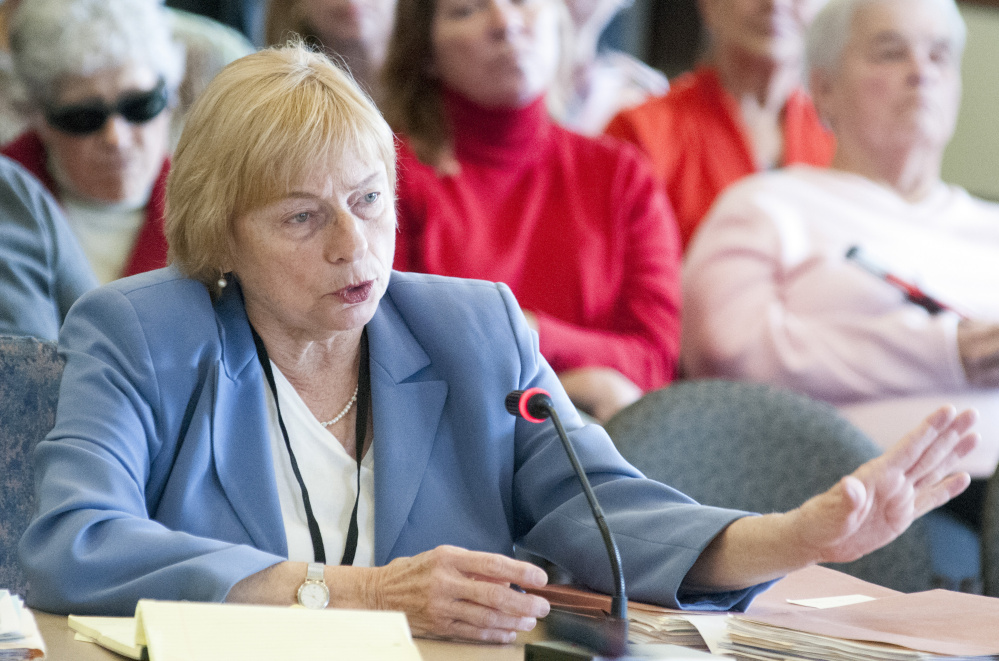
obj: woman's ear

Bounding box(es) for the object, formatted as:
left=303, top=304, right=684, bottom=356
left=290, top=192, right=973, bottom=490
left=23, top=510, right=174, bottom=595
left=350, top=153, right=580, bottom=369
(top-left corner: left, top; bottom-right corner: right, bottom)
left=809, top=68, right=836, bottom=131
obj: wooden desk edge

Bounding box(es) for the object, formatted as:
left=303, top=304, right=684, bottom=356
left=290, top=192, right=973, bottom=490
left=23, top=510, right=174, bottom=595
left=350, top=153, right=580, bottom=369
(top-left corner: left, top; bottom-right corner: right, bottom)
left=33, top=610, right=535, bottom=661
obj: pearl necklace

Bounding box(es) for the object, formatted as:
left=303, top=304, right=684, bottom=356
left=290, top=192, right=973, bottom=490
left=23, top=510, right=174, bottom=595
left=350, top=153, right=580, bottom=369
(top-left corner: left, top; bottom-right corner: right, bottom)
left=320, top=385, right=359, bottom=428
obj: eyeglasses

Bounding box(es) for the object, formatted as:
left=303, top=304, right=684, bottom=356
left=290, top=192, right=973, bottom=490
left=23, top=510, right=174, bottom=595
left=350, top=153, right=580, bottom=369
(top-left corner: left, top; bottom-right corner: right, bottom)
left=44, top=78, right=169, bottom=136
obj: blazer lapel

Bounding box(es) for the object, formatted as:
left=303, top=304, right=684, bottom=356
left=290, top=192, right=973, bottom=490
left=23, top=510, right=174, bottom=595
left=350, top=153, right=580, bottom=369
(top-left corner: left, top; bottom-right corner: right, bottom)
left=210, top=284, right=287, bottom=556
left=368, top=292, right=448, bottom=565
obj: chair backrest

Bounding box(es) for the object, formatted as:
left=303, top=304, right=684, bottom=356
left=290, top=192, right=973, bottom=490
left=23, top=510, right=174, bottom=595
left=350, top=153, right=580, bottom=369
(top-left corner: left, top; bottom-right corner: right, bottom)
left=604, top=379, right=975, bottom=593
left=0, top=335, right=64, bottom=597
left=983, top=466, right=999, bottom=596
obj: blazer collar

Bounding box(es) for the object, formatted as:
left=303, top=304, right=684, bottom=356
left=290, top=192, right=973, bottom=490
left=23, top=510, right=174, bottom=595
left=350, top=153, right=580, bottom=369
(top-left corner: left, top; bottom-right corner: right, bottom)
left=205, top=283, right=285, bottom=554
left=367, top=281, right=448, bottom=565
left=210, top=276, right=449, bottom=565
left=214, top=281, right=260, bottom=381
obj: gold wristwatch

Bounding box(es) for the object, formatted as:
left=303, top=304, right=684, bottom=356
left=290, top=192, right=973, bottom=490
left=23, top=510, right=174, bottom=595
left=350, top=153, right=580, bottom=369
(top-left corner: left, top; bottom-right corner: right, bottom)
left=296, top=562, right=329, bottom=609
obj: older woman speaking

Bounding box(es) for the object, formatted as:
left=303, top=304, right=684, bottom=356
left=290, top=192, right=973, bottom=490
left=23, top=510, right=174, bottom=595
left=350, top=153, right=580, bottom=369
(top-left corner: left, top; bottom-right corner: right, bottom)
left=20, top=44, right=980, bottom=643
left=683, top=0, right=999, bottom=482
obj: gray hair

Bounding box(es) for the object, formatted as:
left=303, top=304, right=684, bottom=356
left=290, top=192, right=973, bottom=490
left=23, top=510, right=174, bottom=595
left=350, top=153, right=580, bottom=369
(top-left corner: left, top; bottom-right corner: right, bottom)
left=10, top=0, right=185, bottom=106
left=806, top=0, right=966, bottom=76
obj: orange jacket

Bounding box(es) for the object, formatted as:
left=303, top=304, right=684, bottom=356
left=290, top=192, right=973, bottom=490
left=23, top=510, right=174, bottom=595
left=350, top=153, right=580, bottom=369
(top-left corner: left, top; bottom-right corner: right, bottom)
left=606, top=66, right=834, bottom=249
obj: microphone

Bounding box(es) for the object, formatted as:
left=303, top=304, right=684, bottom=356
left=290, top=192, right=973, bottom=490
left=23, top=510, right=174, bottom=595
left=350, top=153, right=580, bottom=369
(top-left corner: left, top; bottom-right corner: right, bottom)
left=507, top=388, right=628, bottom=658
left=505, top=387, right=555, bottom=424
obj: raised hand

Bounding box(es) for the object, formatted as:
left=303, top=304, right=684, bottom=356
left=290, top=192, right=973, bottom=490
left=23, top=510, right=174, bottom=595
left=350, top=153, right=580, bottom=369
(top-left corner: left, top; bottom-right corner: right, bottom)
left=790, top=405, right=979, bottom=565
left=684, top=405, right=979, bottom=592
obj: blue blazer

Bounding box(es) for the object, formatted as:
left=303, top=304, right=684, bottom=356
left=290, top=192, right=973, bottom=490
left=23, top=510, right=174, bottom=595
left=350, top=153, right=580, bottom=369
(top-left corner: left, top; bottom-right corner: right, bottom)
left=20, top=268, right=764, bottom=614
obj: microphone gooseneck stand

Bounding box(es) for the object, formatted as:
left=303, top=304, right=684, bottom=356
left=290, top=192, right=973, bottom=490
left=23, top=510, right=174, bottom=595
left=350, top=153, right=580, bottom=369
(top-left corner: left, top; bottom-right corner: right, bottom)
left=506, top=388, right=630, bottom=660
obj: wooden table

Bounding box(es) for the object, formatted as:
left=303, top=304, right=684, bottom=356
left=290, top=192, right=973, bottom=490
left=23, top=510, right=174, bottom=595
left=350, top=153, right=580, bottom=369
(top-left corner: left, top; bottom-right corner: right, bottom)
left=34, top=610, right=540, bottom=660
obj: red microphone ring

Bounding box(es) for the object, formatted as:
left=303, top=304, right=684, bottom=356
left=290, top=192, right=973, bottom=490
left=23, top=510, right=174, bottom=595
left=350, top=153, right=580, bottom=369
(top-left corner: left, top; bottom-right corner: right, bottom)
left=519, top=387, right=550, bottom=424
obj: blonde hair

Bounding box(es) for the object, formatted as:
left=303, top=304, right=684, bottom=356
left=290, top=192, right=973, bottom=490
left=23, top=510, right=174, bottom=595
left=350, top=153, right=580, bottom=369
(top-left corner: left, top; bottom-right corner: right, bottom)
left=166, top=43, right=397, bottom=298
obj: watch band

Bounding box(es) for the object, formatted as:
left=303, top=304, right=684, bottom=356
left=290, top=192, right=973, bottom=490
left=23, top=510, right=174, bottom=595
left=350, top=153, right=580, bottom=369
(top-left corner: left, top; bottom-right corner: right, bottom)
left=297, top=562, right=330, bottom=609
left=306, top=562, right=325, bottom=583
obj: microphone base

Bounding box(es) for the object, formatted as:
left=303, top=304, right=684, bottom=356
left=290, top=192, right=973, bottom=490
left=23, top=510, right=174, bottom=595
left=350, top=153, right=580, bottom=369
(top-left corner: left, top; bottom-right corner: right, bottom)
left=525, top=641, right=606, bottom=661
left=525, top=641, right=717, bottom=660
left=538, top=607, right=629, bottom=658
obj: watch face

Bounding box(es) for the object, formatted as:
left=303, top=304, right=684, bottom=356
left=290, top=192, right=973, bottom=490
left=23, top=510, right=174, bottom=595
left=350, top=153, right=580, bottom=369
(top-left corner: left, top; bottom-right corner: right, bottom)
left=298, top=582, right=330, bottom=610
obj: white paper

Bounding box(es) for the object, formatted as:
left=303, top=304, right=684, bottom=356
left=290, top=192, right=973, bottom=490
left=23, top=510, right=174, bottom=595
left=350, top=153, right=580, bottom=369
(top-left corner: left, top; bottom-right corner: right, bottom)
left=681, top=615, right=731, bottom=655
left=0, top=591, right=23, bottom=640
left=786, top=594, right=877, bottom=609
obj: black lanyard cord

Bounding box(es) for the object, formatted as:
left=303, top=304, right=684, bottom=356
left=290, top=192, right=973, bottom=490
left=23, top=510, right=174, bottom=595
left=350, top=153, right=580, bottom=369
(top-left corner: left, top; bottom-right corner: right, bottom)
left=251, top=325, right=370, bottom=566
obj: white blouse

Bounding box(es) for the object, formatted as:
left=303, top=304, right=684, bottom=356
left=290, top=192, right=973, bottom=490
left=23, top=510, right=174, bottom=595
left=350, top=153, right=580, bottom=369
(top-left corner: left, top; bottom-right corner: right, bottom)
left=60, top=196, right=144, bottom=285
left=264, top=362, right=375, bottom=566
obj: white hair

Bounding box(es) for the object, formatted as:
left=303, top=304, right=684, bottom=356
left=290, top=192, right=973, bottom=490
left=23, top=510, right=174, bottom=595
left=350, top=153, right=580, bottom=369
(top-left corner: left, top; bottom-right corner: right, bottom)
left=806, top=0, right=966, bottom=75
left=10, top=0, right=185, bottom=105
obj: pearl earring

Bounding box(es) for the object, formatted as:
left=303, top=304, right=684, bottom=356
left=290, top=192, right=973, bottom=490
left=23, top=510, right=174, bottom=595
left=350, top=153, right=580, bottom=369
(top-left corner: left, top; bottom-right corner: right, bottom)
left=217, top=273, right=228, bottom=289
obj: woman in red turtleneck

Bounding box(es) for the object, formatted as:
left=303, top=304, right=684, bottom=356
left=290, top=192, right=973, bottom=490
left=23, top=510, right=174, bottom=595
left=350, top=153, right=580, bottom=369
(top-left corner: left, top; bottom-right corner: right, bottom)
left=383, top=0, right=681, bottom=422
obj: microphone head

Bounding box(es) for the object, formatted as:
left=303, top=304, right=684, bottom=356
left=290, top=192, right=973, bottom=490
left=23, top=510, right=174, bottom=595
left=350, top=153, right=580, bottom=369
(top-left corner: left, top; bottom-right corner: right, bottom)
left=505, top=388, right=553, bottom=423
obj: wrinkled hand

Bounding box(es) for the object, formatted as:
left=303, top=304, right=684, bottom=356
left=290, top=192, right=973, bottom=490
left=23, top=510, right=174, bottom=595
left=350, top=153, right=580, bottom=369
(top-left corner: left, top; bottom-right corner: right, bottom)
left=790, top=406, right=979, bottom=565
left=558, top=367, right=643, bottom=423
left=370, top=545, right=550, bottom=643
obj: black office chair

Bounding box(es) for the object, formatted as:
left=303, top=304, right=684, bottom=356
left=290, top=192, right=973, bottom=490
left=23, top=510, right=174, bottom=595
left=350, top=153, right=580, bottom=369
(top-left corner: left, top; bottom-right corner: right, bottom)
left=604, top=379, right=981, bottom=593
left=982, top=465, right=999, bottom=596
left=0, top=335, right=64, bottom=598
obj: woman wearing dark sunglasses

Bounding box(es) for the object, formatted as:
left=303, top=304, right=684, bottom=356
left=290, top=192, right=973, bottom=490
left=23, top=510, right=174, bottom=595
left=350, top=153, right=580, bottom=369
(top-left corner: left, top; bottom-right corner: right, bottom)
left=1, top=0, right=184, bottom=285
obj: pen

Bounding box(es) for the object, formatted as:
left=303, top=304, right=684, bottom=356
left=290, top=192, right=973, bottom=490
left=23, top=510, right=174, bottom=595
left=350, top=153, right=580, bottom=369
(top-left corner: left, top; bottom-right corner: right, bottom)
left=845, top=246, right=968, bottom=319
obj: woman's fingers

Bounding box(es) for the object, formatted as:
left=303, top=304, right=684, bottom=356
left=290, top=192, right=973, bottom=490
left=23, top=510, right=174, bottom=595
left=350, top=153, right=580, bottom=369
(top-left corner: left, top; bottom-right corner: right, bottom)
left=912, top=430, right=980, bottom=491
left=376, top=546, right=550, bottom=642
left=433, top=619, right=522, bottom=644
left=449, top=595, right=542, bottom=634
left=883, top=405, right=957, bottom=469
left=456, top=570, right=550, bottom=619
left=883, top=407, right=976, bottom=479
left=453, top=548, right=548, bottom=589
left=416, top=583, right=543, bottom=642
left=914, top=471, right=972, bottom=518
left=903, top=409, right=977, bottom=484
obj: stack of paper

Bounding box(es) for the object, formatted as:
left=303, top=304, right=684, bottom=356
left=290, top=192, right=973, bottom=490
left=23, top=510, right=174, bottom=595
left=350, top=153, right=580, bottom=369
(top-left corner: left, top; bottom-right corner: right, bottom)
left=70, top=600, right=422, bottom=661
left=70, top=615, right=145, bottom=659
left=722, top=589, right=999, bottom=660
left=624, top=608, right=711, bottom=650
left=0, top=590, right=46, bottom=659
left=527, top=583, right=704, bottom=649
left=529, top=566, right=889, bottom=651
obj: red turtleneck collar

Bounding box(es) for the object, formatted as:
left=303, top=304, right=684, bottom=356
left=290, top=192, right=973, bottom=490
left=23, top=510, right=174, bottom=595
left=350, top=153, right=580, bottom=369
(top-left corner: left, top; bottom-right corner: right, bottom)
left=444, top=88, right=552, bottom=169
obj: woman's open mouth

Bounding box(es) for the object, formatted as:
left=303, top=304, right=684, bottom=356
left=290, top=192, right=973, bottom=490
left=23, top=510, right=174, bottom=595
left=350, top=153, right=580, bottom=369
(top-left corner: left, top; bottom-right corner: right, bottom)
left=333, top=280, right=374, bottom=304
